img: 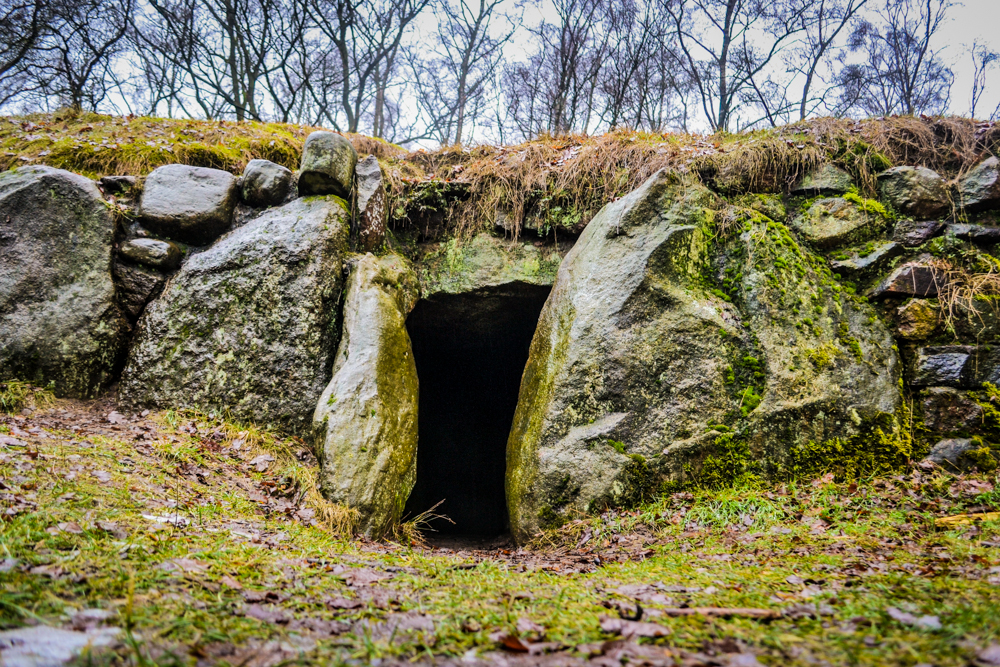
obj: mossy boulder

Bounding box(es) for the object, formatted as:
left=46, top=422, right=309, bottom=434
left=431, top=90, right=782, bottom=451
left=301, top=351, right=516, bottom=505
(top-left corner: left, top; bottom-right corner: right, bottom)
left=791, top=197, right=884, bottom=249
left=118, top=238, right=181, bottom=270
left=958, top=156, right=1000, bottom=212
left=313, top=254, right=419, bottom=537
left=298, top=131, right=357, bottom=198
left=119, top=196, right=350, bottom=433
left=0, top=166, right=128, bottom=397
left=417, top=233, right=563, bottom=297
left=505, top=171, right=902, bottom=543
left=241, top=159, right=293, bottom=208
left=791, top=164, right=854, bottom=196
left=877, top=166, right=949, bottom=218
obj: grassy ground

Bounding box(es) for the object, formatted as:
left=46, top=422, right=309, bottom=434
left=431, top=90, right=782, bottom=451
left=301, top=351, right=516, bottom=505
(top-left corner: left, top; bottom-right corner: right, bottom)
left=2, top=396, right=1000, bottom=666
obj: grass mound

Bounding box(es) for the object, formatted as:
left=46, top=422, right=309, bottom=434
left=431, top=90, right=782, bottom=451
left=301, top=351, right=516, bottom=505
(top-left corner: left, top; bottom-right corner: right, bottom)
left=0, top=111, right=404, bottom=179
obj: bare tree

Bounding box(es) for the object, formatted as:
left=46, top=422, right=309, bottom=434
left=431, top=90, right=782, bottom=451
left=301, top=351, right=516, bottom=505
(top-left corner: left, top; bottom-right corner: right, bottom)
left=835, top=0, right=954, bottom=117
left=788, top=0, right=869, bottom=120
left=414, top=0, right=519, bottom=145
left=0, top=0, right=47, bottom=106
left=31, top=0, right=135, bottom=111
left=312, top=0, right=430, bottom=135
left=968, top=39, right=999, bottom=120
left=663, top=0, right=810, bottom=131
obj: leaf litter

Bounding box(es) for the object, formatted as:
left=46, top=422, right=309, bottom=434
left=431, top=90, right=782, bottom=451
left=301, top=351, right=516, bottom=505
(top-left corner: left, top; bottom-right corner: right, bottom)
left=1, top=397, right=1000, bottom=666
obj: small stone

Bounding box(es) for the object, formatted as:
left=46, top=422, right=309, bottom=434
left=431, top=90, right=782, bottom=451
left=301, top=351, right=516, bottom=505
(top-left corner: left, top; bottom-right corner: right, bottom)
left=241, top=159, right=293, bottom=208
left=910, top=346, right=973, bottom=387
left=298, top=131, right=358, bottom=198
left=893, top=220, right=944, bottom=246
left=870, top=262, right=947, bottom=300
left=792, top=197, right=883, bottom=248
left=99, top=175, right=136, bottom=194
left=830, top=241, right=903, bottom=278
left=922, top=387, right=984, bottom=433
left=878, top=166, right=950, bottom=218
left=118, top=238, right=181, bottom=270
left=958, top=156, right=1000, bottom=212
left=139, top=164, right=238, bottom=245
left=355, top=155, right=387, bottom=252
left=113, top=262, right=167, bottom=320
left=947, top=223, right=1000, bottom=244
left=791, top=163, right=854, bottom=196
left=922, top=438, right=989, bottom=472
left=896, top=299, right=939, bottom=340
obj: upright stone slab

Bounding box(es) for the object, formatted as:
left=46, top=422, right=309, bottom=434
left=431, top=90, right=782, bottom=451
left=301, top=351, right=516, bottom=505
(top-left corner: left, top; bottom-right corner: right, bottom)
left=958, top=156, right=1000, bottom=212
left=355, top=155, right=387, bottom=252
left=0, top=166, right=127, bottom=397
left=120, top=196, right=350, bottom=432
left=506, top=171, right=901, bottom=543
left=314, top=254, right=420, bottom=537
left=138, top=164, right=238, bottom=245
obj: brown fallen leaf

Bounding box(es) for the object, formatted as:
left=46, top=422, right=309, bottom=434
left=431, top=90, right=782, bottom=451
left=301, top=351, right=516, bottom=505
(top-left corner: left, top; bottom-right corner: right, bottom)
left=243, top=603, right=291, bottom=624
left=498, top=632, right=530, bottom=652
left=219, top=575, right=243, bottom=589
left=57, top=521, right=84, bottom=534
left=327, top=597, right=363, bottom=610
left=599, top=615, right=671, bottom=638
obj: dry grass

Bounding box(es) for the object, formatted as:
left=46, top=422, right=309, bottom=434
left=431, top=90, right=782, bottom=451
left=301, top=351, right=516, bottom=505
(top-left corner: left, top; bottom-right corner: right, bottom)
left=390, top=117, right=1000, bottom=239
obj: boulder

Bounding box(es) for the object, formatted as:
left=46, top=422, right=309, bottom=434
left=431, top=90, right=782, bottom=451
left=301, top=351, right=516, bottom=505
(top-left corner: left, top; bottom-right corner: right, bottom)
left=922, top=438, right=995, bottom=472
left=829, top=241, right=902, bottom=278
left=791, top=197, right=883, bottom=248
left=947, top=223, right=1000, bottom=244
left=893, top=220, right=944, bottom=247
left=909, top=345, right=1000, bottom=388
left=958, top=156, right=1000, bottom=212
left=896, top=299, right=939, bottom=340
left=417, top=233, right=564, bottom=298
left=355, top=155, right=387, bottom=252
left=298, top=131, right=357, bottom=198
left=241, top=159, right=293, bottom=208
left=0, top=166, right=127, bottom=397
left=314, top=254, right=419, bottom=536
left=870, top=261, right=946, bottom=300
left=877, top=166, right=950, bottom=218
left=113, top=262, right=166, bottom=320
left=138, top=164, right=238, bottom=245
left=791, top=164, right=854, bottom=196
left=910, top=346, right=972, bottom=387
left=921, top=387, right=983, bottom=434
left=119, top=196, right=350, bottom=433
left=118, top=238, right=181, bottom=270
left=505, top=171, right=902, bottom=542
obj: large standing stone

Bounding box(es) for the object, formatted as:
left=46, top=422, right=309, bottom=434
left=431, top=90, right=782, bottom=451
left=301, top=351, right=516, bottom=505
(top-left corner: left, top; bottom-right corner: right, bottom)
left=791, top=197, right=884, bottom=248
left=355, top=155, right=387, bottom=252
left=241, top=159, right=293, bottom=208
left=505, top=171, right=901, bottom=542
left=0, top=166, right=127, bottom=398
left=877, top=166, right=950, bottom=218
left=120, top=196, right=350, bottom=433
left=138, top=164, right=238, bottom=245
left=314, top=254, right=419, bottom=536
left=298, top=131, right=358, bottom=198
left=958, top=156, right=1000, bottom=212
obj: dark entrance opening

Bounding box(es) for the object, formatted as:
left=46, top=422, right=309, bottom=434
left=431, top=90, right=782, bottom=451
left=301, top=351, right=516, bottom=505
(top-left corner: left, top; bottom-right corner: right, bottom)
left=404, top=283, right=550, bottom=536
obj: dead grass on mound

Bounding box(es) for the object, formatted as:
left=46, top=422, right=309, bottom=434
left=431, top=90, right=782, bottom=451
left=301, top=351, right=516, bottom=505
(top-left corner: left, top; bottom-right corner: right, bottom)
left=389, top=116, right=1000, bottom=240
